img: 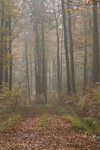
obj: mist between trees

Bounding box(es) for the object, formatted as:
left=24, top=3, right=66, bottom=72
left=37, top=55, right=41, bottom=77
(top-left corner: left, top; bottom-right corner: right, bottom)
left=0, top=0, right=100, bottom=120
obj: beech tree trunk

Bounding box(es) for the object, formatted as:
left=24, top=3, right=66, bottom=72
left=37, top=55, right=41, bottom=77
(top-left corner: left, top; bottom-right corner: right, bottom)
left=67, top=0, right=76, bottom=93
left=4, top=20, right=9, bottom=84
left=61, top=0, right=71, bottom=95
left=53, top=1, right=61, bottom=100
left=41, top=20, right=47, bottom=104
left=25, top=39, right=31, bottom=104
left=60, top=29, right=63, bottom=92
left=30, top=45, right=33, bottom=96
left=8, top=15, right=12, bottom=90
left=93, top=3, right=99, bottom=83
left=83, top=23, right=88, bottom=94
left=0, top=0, right=4, bottom=92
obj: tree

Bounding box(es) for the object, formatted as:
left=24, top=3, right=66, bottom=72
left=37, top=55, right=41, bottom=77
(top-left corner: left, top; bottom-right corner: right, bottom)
left=0, top=0, right=4, bottom=92
left=67, top=0, right=76, bottom=93
left=24, top=38, right=31, bottom=104
left=92, top=1, right=99, bottom=83
left=52, top=0, right=61, bottom=100
left=61, top=0, right=71, bottom=95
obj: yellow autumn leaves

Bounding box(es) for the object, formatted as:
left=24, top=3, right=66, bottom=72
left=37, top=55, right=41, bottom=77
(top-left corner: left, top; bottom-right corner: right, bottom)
left=66, top=4, right=100, bottom=13
left=66, top=6, right=87, bottom=13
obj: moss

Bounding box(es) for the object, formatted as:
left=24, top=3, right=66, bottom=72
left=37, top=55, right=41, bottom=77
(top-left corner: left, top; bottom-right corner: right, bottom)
left=37, top=114, right=50, bottom=127
left=83, top=117, right=100, bottom=134
left=38, top=105, right=47, bottom=114
left=72, top=120, right=93, bottom=133
left=63, top=115, right=94, bottom=134
left=53, top=105, right=99, bottom=134
left=53, top=105, right=67, bottom=114
left=53, top=105, right=76, bottom=116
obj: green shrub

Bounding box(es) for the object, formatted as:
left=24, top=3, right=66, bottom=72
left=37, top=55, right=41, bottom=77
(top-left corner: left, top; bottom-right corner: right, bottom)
left=72, top=120, right=90, bottom=131
left=83, top=117, right=100, bottom=131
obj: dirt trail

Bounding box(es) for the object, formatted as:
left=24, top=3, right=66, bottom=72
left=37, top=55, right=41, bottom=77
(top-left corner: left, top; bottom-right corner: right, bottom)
left=0, top=106, right=100, bottom=150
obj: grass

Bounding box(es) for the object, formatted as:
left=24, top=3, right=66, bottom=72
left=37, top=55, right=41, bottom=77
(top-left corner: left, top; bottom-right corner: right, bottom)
left=15, top=105, right=32, bottom=115
left=37, top=104, right=51, bottom=127
left=37, top=114, right=50, bottom=127
left=63, top=115, right=95, bottom=134
left=53, top=105, right=76, bottom=116
left=0, top=104, right=33, bottom=131
left=0, top=113, right=21, bottom=131
left=53, top=105, right=67, bottom=114
left=83, top=117, right=100, bottom=134
left=53, top=105, right=100, bottom=134
left=38, top=104, right=47, bottom=114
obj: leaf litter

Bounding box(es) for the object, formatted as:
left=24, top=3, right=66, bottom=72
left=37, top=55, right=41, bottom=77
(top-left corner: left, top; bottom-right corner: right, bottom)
left=0, top=106, right=100, bottom=150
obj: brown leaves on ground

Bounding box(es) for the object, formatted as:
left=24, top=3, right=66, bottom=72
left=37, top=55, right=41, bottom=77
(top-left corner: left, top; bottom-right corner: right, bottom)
left=0, top=106, right=100, bottom=150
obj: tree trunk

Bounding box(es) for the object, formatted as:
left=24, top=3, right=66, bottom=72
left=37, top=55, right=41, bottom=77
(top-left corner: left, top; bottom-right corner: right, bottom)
left=41, top=20, right=47, bottom=104
left=0, top=0, right=4, bottom=92
left=8, top=15, right=12, bottom=90
left=5, top=20, right=9, bottom=84
left=60, top=29, right=63, bottom=92
left=83, top=23, right=88, bottom=94
left=61, top=0, right=71, bottom=95
left=93, top=3, right=99, bottom=83
left=30, top=45, right=33, bottom=96
left=25, top=39, right=31, bottom=104
left=53, top=2, right=61, bottom=100
left=67, top=0, right=76, bottom=93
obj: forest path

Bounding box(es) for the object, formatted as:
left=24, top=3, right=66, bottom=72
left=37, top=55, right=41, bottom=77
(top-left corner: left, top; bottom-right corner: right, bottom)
left=0, top=105, right=100, bottom=150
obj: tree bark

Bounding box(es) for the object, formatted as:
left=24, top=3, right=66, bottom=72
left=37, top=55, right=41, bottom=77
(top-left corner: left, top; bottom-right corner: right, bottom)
left=93, top=3, right=99, bottom=83
left=0, top=0, right=4, bottom=92
left=41, top=20, right=47, bottom=104
left=30, top=45, right=33, bottom=96
left=61, top=0, right=71, bottom=95
left=8, top=15, right=12, bottom=90
left=83, top=23, right=88, bottom=94
left=25, top=39, right=31, bottom=104
left=53, top=1, right=61, bottom=100
left=5, top=20, right=9, bottom=84
left=67, top=0, right=76, bottom=93
left=60, top=29, right=63, bottom=92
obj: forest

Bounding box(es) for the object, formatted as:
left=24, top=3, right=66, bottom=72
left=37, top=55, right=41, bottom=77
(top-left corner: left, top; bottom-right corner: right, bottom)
left=0, top=0, right=100, bottom=149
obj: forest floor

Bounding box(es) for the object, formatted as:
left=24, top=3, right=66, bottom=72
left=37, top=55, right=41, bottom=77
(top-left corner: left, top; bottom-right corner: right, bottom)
left=0, top=105, right=100, bottom=150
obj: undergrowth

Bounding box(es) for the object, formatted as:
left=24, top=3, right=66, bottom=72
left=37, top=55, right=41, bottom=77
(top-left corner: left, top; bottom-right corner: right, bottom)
left=53, top=105, right=100, bottom=135
left=38, top=105, right=47, bottom=114
left=0, top=104, right=32, bottom=131
left=37, top=105, right=51, bottom=127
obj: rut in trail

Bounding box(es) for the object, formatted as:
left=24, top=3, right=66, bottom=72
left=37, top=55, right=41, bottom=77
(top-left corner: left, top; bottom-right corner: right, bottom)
left=0, top=106, right=100, bottom=150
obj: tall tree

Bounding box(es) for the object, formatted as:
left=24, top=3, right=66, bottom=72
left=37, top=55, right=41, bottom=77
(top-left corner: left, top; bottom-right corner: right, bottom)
left=4, top=19, right=9, bottom=84
left=8, top=15, right=12, bottom=90
left=67, top=0, right=76, bottom=93
left=0, top=0, right=4, bottom=92
left=41, top=19, right=47, bottom=104
left=61, top=0, right=71, bottom=95
left=25, top=38, right=31, bottom=104
left=83, top=23, right=88, bottom=94
left=53, top=0, right=61, bottom=100
left=92, top=1, right=99, bottom=83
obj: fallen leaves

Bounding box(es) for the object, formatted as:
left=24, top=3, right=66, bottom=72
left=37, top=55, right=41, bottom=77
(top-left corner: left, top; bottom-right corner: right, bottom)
left=0, top=106, right=100, bottom=150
